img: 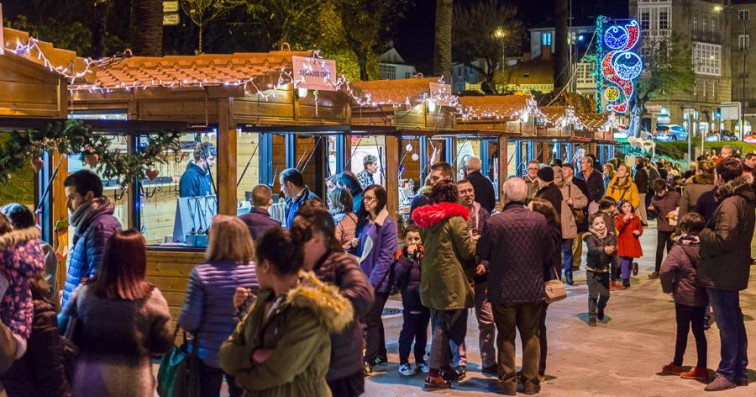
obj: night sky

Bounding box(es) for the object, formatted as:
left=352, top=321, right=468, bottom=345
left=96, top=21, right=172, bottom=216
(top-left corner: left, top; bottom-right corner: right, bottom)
left=396, top=0, right=630, bottom=74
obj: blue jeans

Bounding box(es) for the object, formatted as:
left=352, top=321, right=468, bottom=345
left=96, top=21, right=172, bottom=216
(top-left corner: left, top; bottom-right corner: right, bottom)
left=707, top=288, right=748, bottom=381
left=562, top=239, right=574, bottom=283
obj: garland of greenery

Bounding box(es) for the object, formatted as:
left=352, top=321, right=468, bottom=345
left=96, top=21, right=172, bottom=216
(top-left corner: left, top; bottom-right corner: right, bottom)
left=0, top=120, right=181, bottom=186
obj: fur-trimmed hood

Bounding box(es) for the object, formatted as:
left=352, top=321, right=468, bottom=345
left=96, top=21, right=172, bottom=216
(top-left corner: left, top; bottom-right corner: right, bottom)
left=0, top=227, right=41, bottom=250
left=285, top=271, right=354, bottom=334
left=714, top=176, right=756, bottom=205
left=411, top=202, right=470, bottom=228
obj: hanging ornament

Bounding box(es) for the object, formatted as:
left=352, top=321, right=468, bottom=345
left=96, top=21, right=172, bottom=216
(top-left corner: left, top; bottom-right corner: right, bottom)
left=85, top=152, right=100, bottom=167
left=146, top=169, right=160, bottom=181
left=29, top=157, right=44, bottom=173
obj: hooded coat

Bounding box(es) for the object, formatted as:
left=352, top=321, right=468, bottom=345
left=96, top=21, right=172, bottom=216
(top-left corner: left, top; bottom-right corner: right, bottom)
left=62, top=198, right=122, bottom=308
left=535, top=183, right=564, bottom=218
left=697, top=176, right=756, bottom=291
left=412, top=202, right=477, bottom=310
left=219, top=272, right=354, bottom=397
left=0, top=227, right=45, bottom=339
left=606, top=176, right=641, bottom=211
left=649, top=190, right=681, bottom=233
left=660, top=236, right=708, bottom=307
left=179, top=162, right=213, bottom=197
left=584, top=231, right=618, bottom=272
left=679, top=173, right=715, bottom=218
left=615, top=213, right=643, bottom=258
left=556, top=180, right=588, bottom=239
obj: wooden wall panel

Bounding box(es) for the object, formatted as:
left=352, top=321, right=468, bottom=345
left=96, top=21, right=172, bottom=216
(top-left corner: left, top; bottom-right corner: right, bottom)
left=145, top=250, right=205, bottom=329
left=236, top=133, right=261, bottom=203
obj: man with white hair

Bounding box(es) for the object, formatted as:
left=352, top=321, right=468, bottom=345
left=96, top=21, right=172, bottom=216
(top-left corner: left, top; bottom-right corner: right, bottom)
left=465, top=156, right=497, bottom=212
left=477, top=178, right=554, bottom=395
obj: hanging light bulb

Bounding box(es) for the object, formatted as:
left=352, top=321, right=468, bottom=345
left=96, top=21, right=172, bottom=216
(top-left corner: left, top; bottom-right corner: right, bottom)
left=427, top=99, right=436, bottom=112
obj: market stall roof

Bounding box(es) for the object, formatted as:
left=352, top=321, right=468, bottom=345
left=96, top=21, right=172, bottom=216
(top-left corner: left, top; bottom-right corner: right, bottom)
left=539, top=105, right=612, bottom=131
left=69, top=50, right=315, bottom=92
left=351, top=77, right=450, bottom=108
left=2, top=27, right=94, bottom=83
left=458, top=94, right=542, bottom=121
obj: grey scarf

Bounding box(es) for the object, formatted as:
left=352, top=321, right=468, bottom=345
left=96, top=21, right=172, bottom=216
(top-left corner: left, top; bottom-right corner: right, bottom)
left=70, top=196, right=113, bottom=234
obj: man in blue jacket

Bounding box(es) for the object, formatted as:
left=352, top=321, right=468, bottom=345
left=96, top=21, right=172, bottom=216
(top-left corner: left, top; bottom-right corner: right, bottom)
left=179, top=142, right=216, bottom=197
left=61, top=170, right=122, bottom=308
left=280, top=168, right=319, bottom=228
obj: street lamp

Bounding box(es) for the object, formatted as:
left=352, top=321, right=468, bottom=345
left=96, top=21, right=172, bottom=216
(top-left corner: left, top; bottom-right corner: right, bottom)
left=494, top=28, right=506, bottom=39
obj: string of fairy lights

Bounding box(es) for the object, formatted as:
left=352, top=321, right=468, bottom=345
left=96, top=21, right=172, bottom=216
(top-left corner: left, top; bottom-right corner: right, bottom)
left=5, top=33, right=615, bottom=133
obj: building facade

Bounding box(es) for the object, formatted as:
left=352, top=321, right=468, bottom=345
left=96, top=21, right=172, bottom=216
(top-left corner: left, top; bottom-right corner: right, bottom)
left=629, top=0, right=733, bottom=136
left=527, top=26, right=597, bottom=97
left=378, top=48, right=417, bottom=80
left=731, top=0, right=756, bottom=133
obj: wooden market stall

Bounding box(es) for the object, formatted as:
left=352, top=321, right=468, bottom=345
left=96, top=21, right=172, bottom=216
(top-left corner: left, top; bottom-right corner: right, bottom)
left=350, top=77, right=458, bottom=217
left=68, top=50, right=353, bottom=318
left=457, top=95, right=535, bottom=179
left=539, top=106, right=616, bottom=166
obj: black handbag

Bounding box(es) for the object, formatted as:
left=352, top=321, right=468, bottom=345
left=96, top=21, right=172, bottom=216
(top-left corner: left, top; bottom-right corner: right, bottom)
left=157, top=327, right=201, bottom=397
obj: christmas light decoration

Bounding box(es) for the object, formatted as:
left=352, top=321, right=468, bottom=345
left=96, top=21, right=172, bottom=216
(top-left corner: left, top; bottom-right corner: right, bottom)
left=599, top=19, right=642, bottom=114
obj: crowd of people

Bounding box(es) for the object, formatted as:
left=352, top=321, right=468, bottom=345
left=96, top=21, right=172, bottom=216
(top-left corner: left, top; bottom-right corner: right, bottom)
left=0, top=144, right=753, bottom=396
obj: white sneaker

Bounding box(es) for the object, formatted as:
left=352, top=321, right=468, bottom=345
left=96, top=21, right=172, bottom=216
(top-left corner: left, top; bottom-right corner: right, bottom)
left=398, top=363, right=416, bottom=376
left=418, top=361, right=430, bottom=374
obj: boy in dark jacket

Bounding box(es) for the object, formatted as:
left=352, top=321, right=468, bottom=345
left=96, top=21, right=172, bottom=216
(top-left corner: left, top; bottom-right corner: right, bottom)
left=648, top=179, right=682, bottom=279
left=659, top=212, right=709, bottom=382
left=394, top=221, right=430, bottom=376
left=584, top=213, right=618, bottom=327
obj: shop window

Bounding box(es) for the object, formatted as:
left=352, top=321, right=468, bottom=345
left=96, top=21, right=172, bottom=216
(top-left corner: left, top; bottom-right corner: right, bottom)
left=348, top=135, right=386, bottom=188
left=138, top=131, right=217, bottom=247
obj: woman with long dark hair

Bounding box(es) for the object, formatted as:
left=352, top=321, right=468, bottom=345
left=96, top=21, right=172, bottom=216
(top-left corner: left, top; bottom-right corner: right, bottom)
left=179, top=215, right=258, bottom=397
left=58, top=229, right=173, bottom=397
left=289, top=202, right=374, bottom=396
left=355, top=185, right=397, bottom=375
left=333, top=172, right=365, bottom=214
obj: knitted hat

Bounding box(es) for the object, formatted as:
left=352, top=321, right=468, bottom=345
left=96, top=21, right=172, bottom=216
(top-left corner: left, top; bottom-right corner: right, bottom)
left=537, top=167, right=554, bottom=182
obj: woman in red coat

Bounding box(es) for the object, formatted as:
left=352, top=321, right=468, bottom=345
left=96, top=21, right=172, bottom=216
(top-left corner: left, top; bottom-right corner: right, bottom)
left=615, top=200, right=643, bottom=289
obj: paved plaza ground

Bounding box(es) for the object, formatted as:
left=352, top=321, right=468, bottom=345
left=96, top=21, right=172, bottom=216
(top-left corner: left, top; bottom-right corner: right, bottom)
left=203, top=222, right=755, bottom=396
left=362, top=222, right=756, bottom=397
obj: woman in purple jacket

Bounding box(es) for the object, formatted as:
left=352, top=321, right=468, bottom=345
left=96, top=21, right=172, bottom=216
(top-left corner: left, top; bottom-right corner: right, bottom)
left=179, top=215, right=259, bottom=397
left=356, top=185, right=398, bottom=375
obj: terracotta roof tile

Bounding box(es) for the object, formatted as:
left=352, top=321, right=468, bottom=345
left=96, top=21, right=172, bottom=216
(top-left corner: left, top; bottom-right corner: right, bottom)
left=351, top=78, right=439, bottom=106
left=73, top=50, right=313, bottom=90
left=458, top=95, right=534, bottom=120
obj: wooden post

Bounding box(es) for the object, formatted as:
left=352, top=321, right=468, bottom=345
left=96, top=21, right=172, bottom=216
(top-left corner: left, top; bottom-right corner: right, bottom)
left=218, top=98, right=237, bottom=215
left=385, top=135, right=399, bottom=217
left=498, top=136, right=508, bottom=209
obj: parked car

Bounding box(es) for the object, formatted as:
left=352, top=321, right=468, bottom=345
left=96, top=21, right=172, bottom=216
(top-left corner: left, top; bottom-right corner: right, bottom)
left=744, top=134, right=756, bottom=144
left=653, top=124, right=689, bottom=141
left=705, top=130, right=738, bottom=142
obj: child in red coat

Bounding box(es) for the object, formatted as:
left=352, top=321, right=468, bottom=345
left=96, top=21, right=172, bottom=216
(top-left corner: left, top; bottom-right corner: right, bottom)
left=615, top=200, right=643, bottom=288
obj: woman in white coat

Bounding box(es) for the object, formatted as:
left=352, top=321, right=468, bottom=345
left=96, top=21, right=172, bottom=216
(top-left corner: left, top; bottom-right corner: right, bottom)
left=553, top=166, right=588, bottom=285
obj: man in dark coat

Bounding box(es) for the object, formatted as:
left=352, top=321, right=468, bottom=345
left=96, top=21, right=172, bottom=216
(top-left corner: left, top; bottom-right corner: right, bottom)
left=478, top=177, right=554, bottom=395
left=534, top=167, right=563, bottom=217
left=577, top=156, right=604, bottom=206
left=634, top=157, right=650, bottom=225
left=466, top=157, right=497, bottom=213
left=410, top=162, right=453, bottom=215
left=280, top=168, right=320, bottom=228
left=239, top=184, right=281, bottom=240
left=697, top=158, right=756, bottom=391
left=179, top=142, right=216, bottom=197
left=456, top=179, right=496, bottom=374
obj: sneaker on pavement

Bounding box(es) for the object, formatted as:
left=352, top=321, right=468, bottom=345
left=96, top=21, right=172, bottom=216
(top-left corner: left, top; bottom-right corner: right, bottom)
left=648, top=271, right=660, bottom=279
left=482, top=365, right=498, bottom=376
left=735, top=377, right=749, bottom=387
left=398, top=363, right=416, bottom=376
left=588, top=317, right=597, bottom=327
left=681, top=367, right=709, bottom=381
left=704, top=374, right=737, bottom=391
left=614, top=281, right=626, bottom=290
left=363, top=362, right=373, bottom=377
left=597, top=308, right=605, bottom=321
left=417, top=361, right=430, bottom=374
left=662, top=363, right=684, bottom=375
